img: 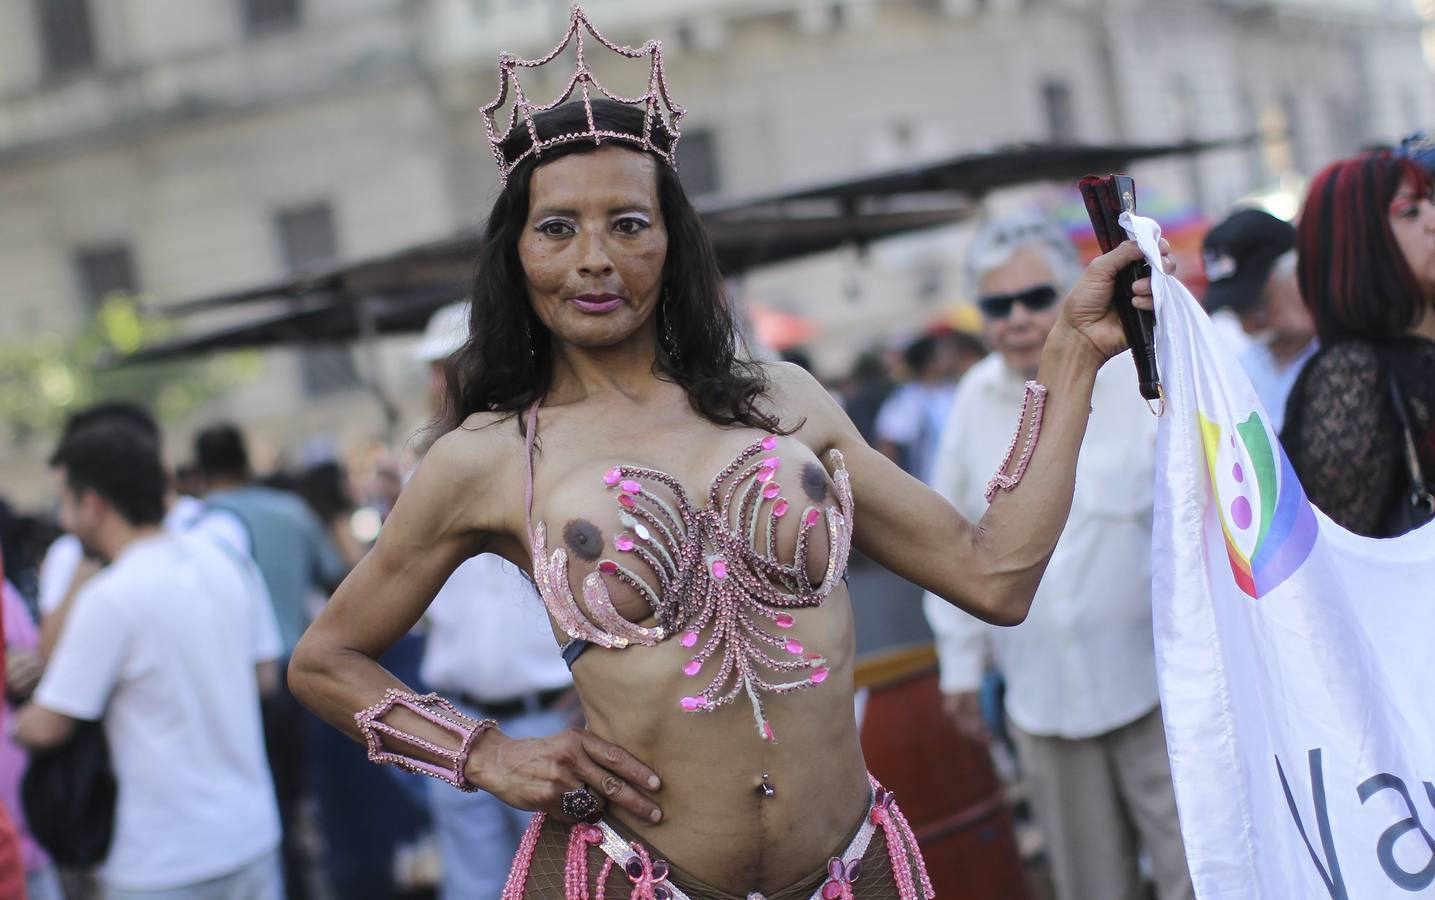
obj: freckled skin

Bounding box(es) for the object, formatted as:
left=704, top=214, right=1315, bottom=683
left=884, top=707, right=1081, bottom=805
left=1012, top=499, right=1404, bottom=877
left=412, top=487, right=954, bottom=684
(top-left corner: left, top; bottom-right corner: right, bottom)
left=801, top=462, right=829, bottom=503
left=563, top=518, right=605, bottom=562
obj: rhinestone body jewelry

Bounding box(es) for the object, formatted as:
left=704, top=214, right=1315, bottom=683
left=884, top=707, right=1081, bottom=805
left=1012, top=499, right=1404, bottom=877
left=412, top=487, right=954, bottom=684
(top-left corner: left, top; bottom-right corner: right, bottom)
left=525, top=407, right=854, bottom=744
left=984, top=380, right=1049, bottom=503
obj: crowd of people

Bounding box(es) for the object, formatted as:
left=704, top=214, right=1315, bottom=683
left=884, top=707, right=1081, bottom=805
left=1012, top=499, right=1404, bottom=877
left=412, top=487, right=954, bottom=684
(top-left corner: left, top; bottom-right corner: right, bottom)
left=0, top=64, right=1432, bottom=900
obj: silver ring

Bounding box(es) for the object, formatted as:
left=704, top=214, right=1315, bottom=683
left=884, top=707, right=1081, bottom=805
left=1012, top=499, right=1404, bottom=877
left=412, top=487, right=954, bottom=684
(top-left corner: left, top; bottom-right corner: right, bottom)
left=560, top=786, right=602, bottom=822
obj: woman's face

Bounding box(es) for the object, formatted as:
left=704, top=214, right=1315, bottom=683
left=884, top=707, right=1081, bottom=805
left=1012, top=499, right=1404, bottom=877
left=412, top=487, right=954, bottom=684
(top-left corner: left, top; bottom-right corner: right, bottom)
left=518, top=144, right=669, bottom=352
left=1388, top=178, right=1435, bottom=298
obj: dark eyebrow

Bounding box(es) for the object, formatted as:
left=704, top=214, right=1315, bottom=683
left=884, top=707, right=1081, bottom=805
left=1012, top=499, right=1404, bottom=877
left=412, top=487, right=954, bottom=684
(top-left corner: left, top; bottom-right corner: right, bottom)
left=530, top=203, right=654, bottom=218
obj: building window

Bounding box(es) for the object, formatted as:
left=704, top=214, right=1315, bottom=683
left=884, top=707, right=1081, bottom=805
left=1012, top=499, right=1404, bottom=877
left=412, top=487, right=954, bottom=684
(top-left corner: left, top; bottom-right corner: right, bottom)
left=274, top=203, right=358, bottom=396
left=1401, top=87, right=1422, bottom=136
left=36, top=0, right=96, bottom=79
left=1169, top=77, right=1207, bottom=212
left=74, top=244, right=137, bottom=313
left=1277, top=93, right=1308, bottom=176
left=1238, top=86, right=1265, bottom=190
left=244, top=0, right=302, bottom=38
left=1324, top=94, right=1361, bottom=158
left=1040, top=80, right=1075, bottom=143
left=276, top=203, right=337, bottom=273
left=676, top=128, right=721, bottom=197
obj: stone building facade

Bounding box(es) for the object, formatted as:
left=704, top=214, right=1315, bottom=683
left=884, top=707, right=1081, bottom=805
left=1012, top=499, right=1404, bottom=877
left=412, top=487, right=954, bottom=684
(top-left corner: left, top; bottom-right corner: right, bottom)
left=0, top=0, right=1429, bottom=499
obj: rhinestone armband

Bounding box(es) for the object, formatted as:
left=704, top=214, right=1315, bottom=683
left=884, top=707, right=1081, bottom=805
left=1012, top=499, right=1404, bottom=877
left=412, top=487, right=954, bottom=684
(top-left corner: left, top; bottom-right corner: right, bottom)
left=984, top=381, right=1049, bottom=503
left=354, top=689, right=494, bottom=792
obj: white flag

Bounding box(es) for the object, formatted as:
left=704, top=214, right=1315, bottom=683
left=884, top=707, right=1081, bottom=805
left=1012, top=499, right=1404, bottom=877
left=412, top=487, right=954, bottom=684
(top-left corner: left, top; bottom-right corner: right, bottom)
left=1124, top=212, right=1435, bottom=900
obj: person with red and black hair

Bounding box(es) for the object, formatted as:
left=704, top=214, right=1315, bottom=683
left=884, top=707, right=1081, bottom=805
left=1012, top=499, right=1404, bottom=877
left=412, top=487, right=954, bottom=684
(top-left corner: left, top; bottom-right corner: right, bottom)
left=1281, top=152, right=1435, bottom=536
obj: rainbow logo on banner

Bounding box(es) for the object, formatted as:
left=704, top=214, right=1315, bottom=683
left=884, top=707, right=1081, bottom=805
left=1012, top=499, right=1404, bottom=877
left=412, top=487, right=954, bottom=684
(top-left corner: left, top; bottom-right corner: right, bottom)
left=1197, top=410, right=1318, bottom=599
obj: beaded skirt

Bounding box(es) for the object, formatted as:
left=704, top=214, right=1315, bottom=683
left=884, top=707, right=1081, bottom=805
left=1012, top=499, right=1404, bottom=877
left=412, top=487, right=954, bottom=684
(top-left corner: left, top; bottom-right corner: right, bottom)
left=501, top=775, right=934, bottom=900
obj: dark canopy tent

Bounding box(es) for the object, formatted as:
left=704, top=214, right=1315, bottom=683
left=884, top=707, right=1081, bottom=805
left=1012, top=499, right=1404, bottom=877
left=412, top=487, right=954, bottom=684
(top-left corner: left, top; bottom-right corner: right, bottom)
left=110, top=136, right=1245, bottom=366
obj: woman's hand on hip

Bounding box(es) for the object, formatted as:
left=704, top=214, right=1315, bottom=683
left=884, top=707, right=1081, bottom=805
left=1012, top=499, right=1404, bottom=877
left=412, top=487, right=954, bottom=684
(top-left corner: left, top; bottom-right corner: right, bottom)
left=467, top=727, right=664, bottom=823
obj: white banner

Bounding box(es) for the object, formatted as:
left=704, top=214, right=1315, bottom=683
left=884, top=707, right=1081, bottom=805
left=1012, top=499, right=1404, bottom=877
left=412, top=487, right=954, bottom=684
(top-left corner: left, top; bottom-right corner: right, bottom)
left=1125, top=212, right=1435, bottom=899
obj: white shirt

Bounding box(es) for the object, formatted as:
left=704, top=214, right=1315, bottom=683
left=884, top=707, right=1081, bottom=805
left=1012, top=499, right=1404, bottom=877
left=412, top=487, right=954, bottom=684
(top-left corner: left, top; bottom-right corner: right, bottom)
left=874, top=381, right=956, bottom=482
left=1209, top=310, right=1255, bottom=360
left=420, top=554, right=572, bottom=702
left=921, top=352, right=1160, bottom=739
left=34, top=532, right=282, bottom=890
left=187, top=505, right=251, bottom=558
left=1237, top=339, right=1317, bottom=435
left=36, top=496, right=209, bottom=617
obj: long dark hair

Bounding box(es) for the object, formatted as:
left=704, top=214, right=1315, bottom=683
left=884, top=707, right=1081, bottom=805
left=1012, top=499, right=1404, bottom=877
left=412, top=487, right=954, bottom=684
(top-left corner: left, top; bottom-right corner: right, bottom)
left=1296, top=152, right=1432, bottom=343
left=440, top=100, right=778, bottom=435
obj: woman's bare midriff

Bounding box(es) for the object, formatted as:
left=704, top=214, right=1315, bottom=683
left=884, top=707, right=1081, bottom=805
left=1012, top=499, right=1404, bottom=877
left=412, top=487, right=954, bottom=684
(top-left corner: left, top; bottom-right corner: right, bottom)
left=572, top=586, right=871, bottom=894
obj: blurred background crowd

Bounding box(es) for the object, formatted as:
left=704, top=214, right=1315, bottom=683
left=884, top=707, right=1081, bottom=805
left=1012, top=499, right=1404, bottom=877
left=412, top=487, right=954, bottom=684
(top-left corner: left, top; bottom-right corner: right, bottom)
left=3, top=1, right=1435, bottom=899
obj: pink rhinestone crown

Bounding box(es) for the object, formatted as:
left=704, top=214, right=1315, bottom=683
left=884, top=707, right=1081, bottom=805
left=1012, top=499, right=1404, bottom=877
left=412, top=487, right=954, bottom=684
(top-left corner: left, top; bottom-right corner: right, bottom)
left=480, top=5, right=686, bottom=186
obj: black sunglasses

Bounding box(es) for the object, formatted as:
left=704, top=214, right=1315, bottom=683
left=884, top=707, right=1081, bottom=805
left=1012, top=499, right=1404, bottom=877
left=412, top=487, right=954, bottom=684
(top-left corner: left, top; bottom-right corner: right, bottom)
left=976, top=284, right=1061, bottom=319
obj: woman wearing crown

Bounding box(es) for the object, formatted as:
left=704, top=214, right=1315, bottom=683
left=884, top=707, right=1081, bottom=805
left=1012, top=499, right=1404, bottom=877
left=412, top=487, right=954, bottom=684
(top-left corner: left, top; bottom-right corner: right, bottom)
left=289, top=8, right=1172, bottom=898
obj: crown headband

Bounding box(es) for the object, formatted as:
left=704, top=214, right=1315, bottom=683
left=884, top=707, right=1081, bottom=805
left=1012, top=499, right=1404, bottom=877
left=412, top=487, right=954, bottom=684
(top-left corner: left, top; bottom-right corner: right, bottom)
left=480, top=5, right=686, bottom=186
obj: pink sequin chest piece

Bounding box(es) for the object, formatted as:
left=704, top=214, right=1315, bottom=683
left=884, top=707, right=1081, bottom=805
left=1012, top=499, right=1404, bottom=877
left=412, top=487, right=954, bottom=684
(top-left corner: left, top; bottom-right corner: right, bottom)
left=524, top=407, right=855, bottom=743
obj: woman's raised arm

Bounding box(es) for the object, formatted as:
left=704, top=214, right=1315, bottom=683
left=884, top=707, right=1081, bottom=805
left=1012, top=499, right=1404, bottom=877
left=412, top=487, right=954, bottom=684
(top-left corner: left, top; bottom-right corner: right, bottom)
left=786, top=239, right=1168, bottom=625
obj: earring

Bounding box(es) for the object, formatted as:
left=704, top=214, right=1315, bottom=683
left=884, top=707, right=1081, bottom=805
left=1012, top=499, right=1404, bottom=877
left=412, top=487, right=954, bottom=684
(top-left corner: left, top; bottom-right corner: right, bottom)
left=662, top=289, right=680, bottom=365
left=525, top=319, right=535, bottom=359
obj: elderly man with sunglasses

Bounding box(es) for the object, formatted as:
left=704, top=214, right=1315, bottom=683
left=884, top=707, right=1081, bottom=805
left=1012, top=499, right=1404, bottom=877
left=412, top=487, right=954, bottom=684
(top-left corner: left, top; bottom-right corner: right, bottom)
left=922, top=214, right=1194, bottom=900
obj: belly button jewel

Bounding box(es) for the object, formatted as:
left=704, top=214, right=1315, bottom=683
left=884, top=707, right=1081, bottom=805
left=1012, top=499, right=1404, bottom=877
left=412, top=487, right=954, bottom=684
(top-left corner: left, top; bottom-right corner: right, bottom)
left=757, top=773, right=775, bottom=798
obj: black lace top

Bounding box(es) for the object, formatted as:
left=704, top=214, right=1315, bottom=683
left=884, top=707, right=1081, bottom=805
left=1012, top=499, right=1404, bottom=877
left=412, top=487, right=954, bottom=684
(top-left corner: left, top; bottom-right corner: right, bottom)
left=1280, top=336, right=1435, bottom=537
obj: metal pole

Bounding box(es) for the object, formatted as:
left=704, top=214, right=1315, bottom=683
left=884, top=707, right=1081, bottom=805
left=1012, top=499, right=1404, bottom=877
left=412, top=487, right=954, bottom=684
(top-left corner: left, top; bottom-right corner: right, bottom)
left=355, top=295, right=400, bottom=440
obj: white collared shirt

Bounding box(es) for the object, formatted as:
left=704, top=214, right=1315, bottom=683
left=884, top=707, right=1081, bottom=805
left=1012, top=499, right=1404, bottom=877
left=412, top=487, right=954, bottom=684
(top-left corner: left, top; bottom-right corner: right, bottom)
left=921, top=352, right=1160, bottom=739
left=420, top=554, right=572, bottom=702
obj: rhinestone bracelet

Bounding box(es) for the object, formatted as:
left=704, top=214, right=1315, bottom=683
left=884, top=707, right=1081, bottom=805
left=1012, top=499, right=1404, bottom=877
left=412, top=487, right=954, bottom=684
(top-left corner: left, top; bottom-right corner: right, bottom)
left=354, top=689, right=495, bottom=792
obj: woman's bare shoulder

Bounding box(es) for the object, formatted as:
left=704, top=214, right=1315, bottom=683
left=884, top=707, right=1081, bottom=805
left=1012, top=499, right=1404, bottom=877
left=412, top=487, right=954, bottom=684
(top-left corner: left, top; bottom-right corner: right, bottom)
left=758, top=361, right=848, bottom=440
left=757, top=360, right=827, bottom=406
left=408, top=411, right=529, bottom=534
left=425, top=410, right=521, bottom=466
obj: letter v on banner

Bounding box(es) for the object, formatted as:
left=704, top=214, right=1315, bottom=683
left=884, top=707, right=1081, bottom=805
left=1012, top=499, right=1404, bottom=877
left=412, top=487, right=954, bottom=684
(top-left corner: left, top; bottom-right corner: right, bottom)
left=1276, top=750, right=1347, bottom=900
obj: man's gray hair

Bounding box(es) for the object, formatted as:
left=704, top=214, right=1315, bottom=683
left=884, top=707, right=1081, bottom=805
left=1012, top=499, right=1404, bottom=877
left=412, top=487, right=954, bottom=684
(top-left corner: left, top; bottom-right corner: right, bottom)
left=965, top=213, right=1082, bottom=297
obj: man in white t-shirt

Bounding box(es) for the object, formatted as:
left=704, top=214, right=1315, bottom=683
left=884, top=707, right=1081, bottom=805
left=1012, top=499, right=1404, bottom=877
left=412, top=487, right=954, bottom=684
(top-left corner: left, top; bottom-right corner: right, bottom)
left=14, top=421, right=283, bottom=899
left=34, top=403, right=208, bottom=661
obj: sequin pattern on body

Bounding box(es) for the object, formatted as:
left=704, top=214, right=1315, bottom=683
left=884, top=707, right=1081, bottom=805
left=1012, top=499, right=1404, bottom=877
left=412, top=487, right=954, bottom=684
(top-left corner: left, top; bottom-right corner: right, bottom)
left=525, top=409, right=855, bottom=744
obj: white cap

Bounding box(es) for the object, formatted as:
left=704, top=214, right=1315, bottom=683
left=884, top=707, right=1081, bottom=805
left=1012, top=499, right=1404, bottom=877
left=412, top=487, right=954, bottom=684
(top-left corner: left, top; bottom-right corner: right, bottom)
left=414, top=301, right=470, bottom=364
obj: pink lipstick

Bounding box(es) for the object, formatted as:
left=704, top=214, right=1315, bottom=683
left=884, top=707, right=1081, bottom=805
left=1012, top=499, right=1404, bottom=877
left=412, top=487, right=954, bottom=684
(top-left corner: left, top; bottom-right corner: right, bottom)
left=569, top=293, right=623, bottom=314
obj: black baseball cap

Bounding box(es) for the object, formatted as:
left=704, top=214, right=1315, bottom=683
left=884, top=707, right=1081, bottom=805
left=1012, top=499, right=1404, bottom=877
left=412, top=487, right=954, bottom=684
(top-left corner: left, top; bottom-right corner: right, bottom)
left=1201, top=209, right=1296, bottom=314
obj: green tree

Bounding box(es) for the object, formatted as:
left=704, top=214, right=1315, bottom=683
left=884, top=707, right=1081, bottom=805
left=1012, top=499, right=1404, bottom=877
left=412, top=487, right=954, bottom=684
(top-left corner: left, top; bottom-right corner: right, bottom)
left=0, top=294, right=258, bottom=447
